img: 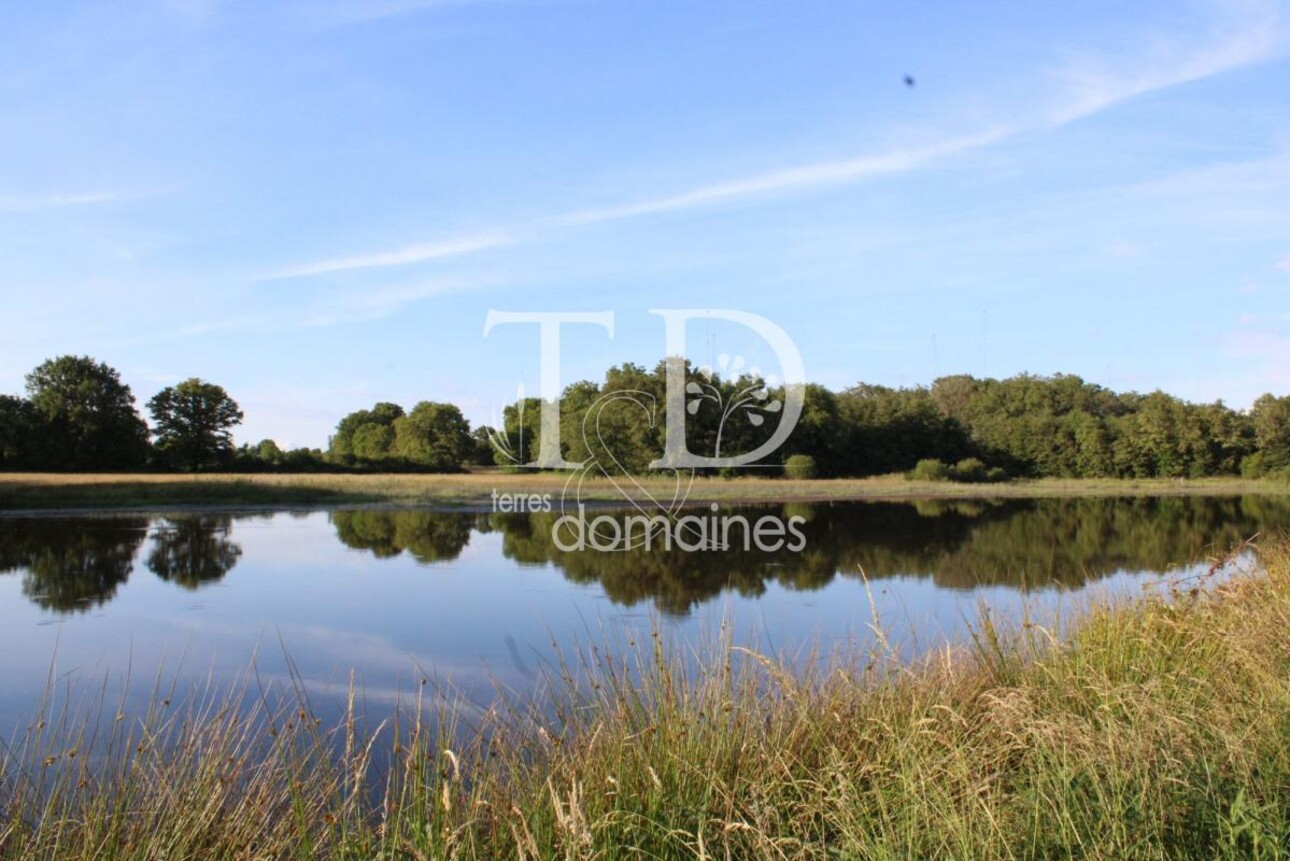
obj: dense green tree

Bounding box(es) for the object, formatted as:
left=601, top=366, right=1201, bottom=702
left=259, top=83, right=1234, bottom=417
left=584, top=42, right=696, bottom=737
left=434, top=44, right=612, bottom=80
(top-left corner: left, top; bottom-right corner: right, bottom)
left=351, top=422, right=396, bottom=462
left=679, top=362, right=780, bottom=466
left=557, top=380, right=604, bottom=466
left=1068, top=410, right=1114, bottom=477
left=582, top=363, right=666, bottom=474
left=1199, top=401, right=1254, bottom=476
left=329, top=402, right=404, bottom=464
left=0, top=395, right=39, bottom=469
left=24, top=356, right=148, bottom=470
left=783, top=453, right=817, bottom=479
left=147, top=378, right=244, bottom=471
left=468, top=426, right=499, bottom=465
left=837, top=384, right=970, bottom=475
left=393, top=401, right=471, bottom=471
left=255, top=438, right=284, bottom=463
left=495, top=396, right=545, bottom=467
left=779, top=384, right=844, bottom=474
left=281, top=447, right=330, bottom=471
left=1250, top=394, right=1290, bottom=472
left=231, top=438, right=292, bottom=471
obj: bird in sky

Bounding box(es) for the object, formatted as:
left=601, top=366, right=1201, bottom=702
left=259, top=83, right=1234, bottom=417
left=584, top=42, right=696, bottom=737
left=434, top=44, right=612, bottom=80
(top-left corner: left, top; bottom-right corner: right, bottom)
left=904, top=74, right=916, bottom=87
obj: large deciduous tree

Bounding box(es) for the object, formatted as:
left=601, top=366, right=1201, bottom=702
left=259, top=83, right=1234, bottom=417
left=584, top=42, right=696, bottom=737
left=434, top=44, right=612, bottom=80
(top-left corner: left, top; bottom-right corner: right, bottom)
left=147, top=378, right=244, bottom=471
left=393, top=402, right=470, bottom=471
left=25, top=355, right=149, bottom=470
left=329, top=402, right=404, bottom=464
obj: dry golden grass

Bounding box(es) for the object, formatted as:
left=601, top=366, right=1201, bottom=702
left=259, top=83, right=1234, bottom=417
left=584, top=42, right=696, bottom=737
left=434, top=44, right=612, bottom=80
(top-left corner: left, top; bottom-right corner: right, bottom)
left=0, top=470, right=1281, bottom=510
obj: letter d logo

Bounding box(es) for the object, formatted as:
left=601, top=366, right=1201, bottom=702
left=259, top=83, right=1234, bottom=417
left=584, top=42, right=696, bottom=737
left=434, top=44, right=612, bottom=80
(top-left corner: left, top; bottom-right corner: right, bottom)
left=649, top=309, right=805, bottom=469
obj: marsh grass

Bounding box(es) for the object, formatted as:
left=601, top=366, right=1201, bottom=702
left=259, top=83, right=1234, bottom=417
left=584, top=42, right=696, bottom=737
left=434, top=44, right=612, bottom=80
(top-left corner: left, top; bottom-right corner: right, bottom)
left=3, top=544, right=1290, bottom=859
left=0, top=471, right=1281, bottom=511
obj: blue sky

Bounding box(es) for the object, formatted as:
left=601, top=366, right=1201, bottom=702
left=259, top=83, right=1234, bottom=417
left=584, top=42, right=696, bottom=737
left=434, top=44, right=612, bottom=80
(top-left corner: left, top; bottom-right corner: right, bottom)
left=1, top=0, right=1288, bottom=448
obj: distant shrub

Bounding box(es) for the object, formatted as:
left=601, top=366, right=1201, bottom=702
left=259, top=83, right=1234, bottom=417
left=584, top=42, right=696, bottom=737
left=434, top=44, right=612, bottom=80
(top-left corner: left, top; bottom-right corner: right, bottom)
left=908, top=458, right=951, bottom=482
left=909, top=457, right=1007, bottom=484
left=1242, top=452, right=1269, bottom=479
left=783, top=454, right=817, bottom=480
left=949, top=457, right=988, bottom=483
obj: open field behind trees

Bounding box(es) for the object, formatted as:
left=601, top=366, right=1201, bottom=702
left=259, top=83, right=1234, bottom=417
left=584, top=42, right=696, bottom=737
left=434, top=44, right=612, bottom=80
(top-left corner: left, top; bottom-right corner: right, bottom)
left=0, top=471, right=1286, bottom=510
left=3, top=536, right=1290, bottom=858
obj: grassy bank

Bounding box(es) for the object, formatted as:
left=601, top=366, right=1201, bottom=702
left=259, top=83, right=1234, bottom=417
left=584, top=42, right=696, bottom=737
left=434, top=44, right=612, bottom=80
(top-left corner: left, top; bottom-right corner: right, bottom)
left=0, top=470, right=1284, bottom=510
left=4, top=544, right=1290, bottom=858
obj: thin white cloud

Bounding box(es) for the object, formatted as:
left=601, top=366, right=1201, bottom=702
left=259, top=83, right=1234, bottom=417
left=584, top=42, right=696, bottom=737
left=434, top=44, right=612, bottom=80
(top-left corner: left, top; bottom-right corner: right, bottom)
left=1046, top=0, right=1282, bottom=124
left=554, top=130, right=1009, bottom=227
left=1277, top=255, right=1290, bottom=271
left=260, top=131, right=1012, bottom=281
left=262, top=232, right=520, bottom=280
left=265, top=0, right=1284, bottom=281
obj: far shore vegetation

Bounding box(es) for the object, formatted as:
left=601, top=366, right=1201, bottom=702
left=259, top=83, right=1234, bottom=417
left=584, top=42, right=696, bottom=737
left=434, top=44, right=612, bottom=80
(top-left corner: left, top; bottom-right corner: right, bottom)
left=1, top=472, right=1288, bottom=511
left=2, top=537, right=1288, bottom=858
left=6, top=355, right=1290, bottom=490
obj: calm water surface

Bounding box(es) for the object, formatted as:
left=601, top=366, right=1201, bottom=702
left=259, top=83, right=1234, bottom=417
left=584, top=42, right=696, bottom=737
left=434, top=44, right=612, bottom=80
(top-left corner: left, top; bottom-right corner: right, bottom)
left=0, top=496, right=1285, bottom=729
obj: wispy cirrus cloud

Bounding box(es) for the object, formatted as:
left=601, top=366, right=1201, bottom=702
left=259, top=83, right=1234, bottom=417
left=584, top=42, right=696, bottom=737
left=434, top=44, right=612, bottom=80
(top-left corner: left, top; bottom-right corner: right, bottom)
left=264, top=232, right=520, bottom=280
left=259, top=129, right=1006, bottom=280
left=1046, top=0, right=1282, bottom=124
left=1277, top=254, right=1290, bottom=271
left=263, top=0, right=1284, bottom=282
left=553, top=130, right=1009, bottom=227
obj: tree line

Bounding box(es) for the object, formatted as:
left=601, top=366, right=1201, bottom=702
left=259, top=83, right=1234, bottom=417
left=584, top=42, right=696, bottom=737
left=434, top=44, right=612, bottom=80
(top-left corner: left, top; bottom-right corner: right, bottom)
left=0, top=356, right=246, bottom=472
left=0, top=355, right=481, bottom=473
left=489, top=361, right=1290, bottom=481
left=3, top=354, right=1290, bottom=479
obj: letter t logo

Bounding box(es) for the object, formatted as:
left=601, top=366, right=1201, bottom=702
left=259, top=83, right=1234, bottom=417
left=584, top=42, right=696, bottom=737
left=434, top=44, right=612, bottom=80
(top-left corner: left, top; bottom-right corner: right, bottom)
left=484, top=311, right=615, bottom=469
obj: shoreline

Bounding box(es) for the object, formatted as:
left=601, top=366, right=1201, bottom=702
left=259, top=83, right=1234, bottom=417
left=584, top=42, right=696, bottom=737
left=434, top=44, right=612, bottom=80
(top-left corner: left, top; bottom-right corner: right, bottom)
left=0, top=471, right=1286, bottom=513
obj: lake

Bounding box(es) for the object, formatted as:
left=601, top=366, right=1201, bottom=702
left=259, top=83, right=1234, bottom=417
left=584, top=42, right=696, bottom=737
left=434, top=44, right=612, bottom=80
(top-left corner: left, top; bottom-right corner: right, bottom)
left=0, top=495, right=1285, bottom=731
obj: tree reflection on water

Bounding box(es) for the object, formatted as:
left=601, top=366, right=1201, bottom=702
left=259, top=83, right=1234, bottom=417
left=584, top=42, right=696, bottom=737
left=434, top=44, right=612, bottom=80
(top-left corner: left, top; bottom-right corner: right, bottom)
left=0, top=515, right=242, bottom=612
left=0, top=497, right=1282, bottom=616
left=330, top=496, right=1289, bottom=615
